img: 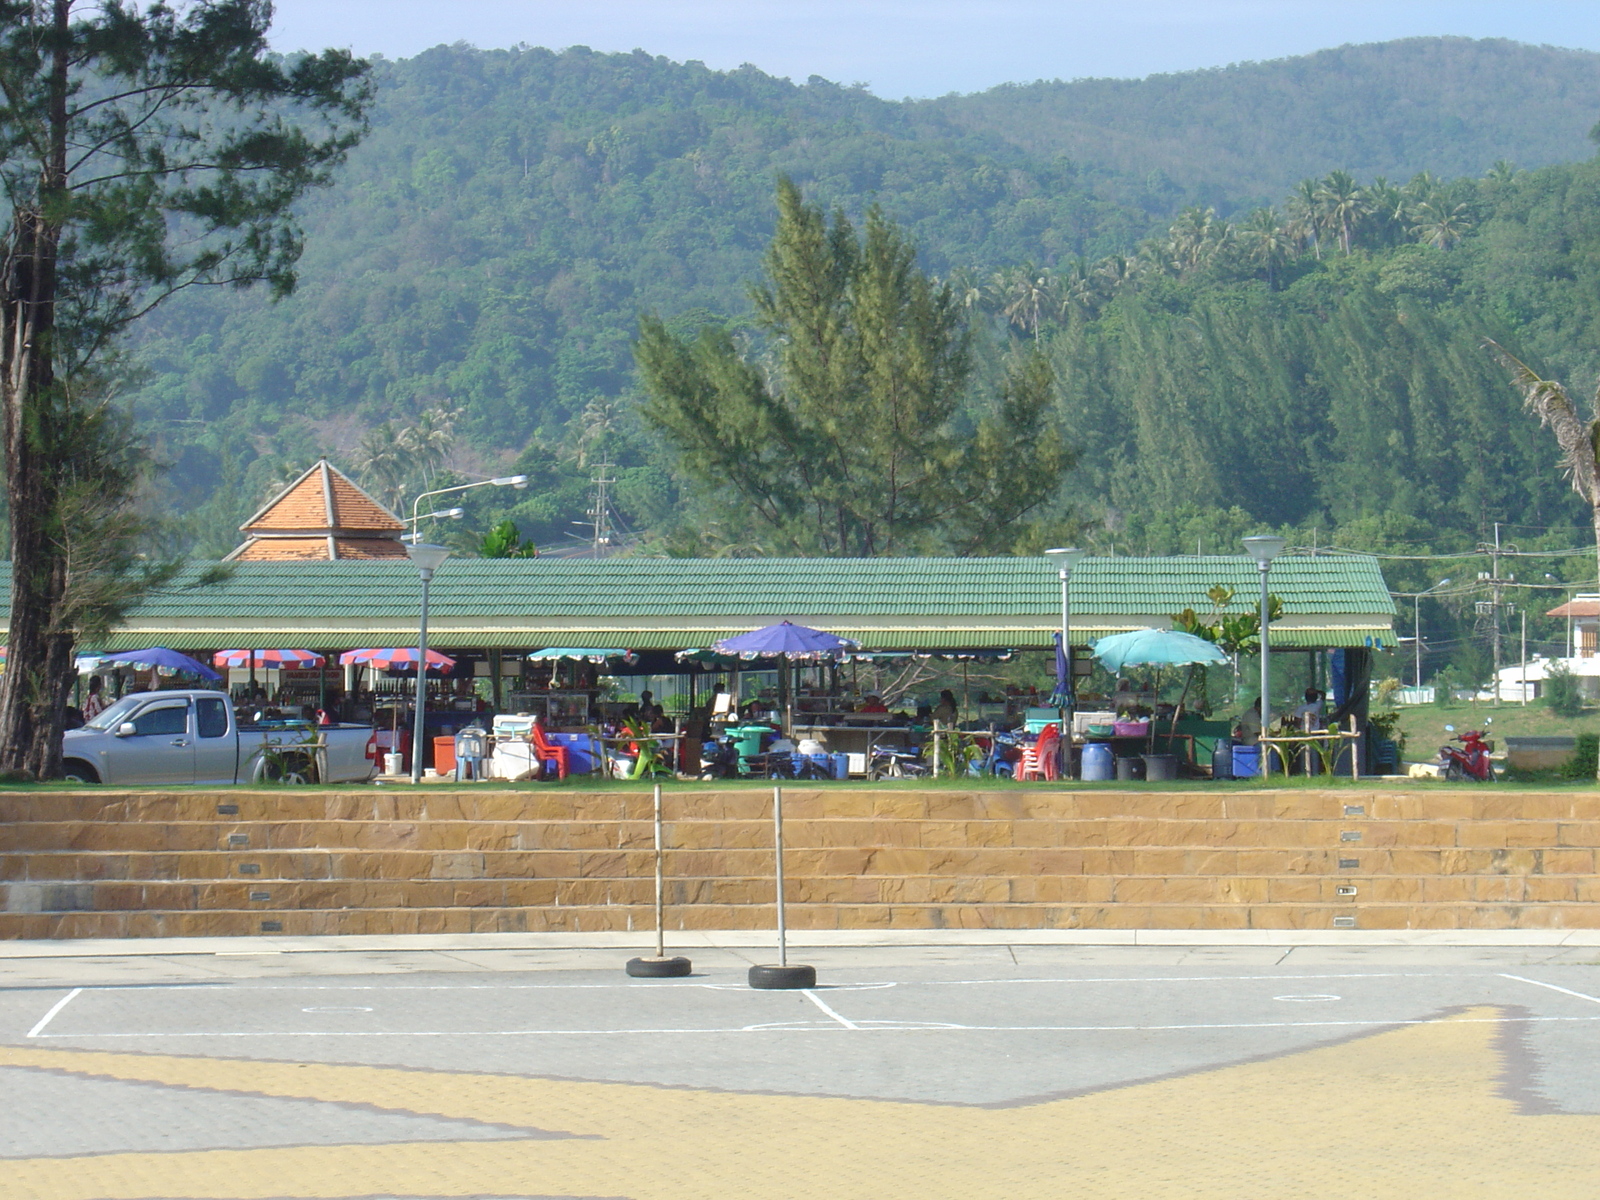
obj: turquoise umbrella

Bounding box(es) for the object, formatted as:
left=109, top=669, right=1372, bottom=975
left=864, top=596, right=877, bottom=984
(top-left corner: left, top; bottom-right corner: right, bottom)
left=1090, top=628, right=1227, bottom=673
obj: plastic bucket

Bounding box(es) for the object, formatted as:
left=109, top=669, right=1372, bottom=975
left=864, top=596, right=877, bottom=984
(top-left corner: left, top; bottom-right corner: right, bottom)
left=1116, top=756, right=1145, bottom=781
left=383, top=751, right=405, bottom=776
left=1142, top=753, right=1178, bottom=781
left=832, top=752, right=850, bottom=780
left=1231, top=745, right=1261, bottom=777
left=1081, top=742, right=1115, bottom=781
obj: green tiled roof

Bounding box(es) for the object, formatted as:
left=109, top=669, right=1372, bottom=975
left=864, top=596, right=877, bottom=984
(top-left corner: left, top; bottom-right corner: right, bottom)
left=0, top=555, right=1396, bottom=652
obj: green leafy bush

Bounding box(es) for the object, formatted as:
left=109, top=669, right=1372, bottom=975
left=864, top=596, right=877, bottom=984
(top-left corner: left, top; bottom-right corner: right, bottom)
left=1544, top=660, right=1584, bottom=718
left=1559, top=733, right=1598, bottom=780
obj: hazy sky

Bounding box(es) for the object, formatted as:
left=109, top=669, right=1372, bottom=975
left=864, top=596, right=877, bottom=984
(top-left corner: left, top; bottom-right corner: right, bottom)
left=267, top=1, right=1600, bottom=99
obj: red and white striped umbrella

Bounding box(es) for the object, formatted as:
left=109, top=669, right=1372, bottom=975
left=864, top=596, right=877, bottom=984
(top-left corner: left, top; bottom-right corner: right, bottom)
left=338, top=648, right=456, bottom=671
left=213, top=649, right=326, bottom=669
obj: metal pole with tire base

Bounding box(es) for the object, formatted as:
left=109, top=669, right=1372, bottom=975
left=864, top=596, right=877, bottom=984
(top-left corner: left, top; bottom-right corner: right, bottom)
left=748, top=785, right=816, bottom=989
left=626, top=783, right=692, bottom=978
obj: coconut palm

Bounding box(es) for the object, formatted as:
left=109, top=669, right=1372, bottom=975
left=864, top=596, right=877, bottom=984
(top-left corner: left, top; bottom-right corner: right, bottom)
left=1490, top=341, right=1600, bottom=779
left=1094, top=253, right=1142, bottom=294
left=1166, top=206, right=1230, bottom=274
left=1408, top=200, right=1473, bottom=250
left=1286, top=178, right=1324, bottom=259
left=990, top=264, right=1057, bottom=335
left=1238, top=207, right=1291, bottom=289
left=1315, top=170, right=1367, bottom=254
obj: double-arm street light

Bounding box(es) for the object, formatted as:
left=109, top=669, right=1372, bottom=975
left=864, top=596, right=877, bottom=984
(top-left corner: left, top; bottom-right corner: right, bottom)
left=405, top=542, right=452, bottom=784
left=1044, top=547, right=1086, bottom=779
left=407, top=475, right=528, bottom=542
left=1407, top=578, right=1453, bottom=688
left=1242, top=535, right=1286, bottom=726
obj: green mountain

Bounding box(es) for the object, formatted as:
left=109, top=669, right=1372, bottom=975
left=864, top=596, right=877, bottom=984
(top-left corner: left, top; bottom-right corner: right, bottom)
left=925, top=37, right=1600, bottom=206
left=127, top=37, right=1600, bottom=576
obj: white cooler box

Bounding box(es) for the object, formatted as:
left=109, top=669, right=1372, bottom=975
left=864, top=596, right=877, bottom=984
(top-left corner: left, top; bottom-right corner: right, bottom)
left=490, top=740, right=539, bottom=781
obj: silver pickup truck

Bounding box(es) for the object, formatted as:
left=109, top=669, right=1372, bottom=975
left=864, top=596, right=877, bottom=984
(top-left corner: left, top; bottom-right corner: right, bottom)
left=61, top=689, right=374, bottom=786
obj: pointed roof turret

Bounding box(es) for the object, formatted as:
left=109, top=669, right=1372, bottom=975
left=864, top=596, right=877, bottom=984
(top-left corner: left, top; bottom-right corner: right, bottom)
left=227, top=459, right=409, bottom=561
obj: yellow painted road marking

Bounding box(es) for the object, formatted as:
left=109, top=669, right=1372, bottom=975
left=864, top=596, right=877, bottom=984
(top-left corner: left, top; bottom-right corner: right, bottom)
left=2, top=1008, right=1597, bottom=1198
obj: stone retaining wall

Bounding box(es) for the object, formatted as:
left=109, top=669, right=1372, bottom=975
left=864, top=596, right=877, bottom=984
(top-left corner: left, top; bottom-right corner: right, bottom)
left=3, top=788, right=1599, bottom=938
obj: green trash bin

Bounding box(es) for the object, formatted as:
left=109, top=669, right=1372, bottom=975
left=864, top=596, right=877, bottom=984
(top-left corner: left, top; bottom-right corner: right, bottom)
left=726, top=725, right=769, bottom=773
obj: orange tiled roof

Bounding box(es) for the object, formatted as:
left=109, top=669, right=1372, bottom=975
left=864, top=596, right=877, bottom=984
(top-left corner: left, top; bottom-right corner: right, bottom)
left=241, top=460, right=404, bottom=534
left=230, top=538, right=336, bottom=561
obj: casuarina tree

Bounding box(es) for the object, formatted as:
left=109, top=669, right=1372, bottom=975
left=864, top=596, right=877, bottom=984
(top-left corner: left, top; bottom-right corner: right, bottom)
left=0, top=1, right=370, bottom=777
left=636, top=176, right=1073, bottom=556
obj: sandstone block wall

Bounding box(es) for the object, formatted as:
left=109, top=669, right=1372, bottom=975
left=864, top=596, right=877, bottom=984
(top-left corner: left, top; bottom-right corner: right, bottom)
left=2, top=788, right=1599, bottom=938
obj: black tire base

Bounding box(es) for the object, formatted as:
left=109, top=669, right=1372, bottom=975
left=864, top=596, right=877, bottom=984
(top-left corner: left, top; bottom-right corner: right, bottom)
left=625, top=955, right=693, bottom=978
left=748, top=963, right=817, bottom=989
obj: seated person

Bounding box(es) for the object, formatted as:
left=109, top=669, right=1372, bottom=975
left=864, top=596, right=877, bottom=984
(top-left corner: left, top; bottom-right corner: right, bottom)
left=1233, top=697, right=1263, bottom=745
left=932, top=689, right=959, bottom=726
left=858, top=693, right=889, bottom=714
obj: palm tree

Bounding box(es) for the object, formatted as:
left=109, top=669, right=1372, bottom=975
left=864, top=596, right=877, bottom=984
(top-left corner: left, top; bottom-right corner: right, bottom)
left=1094, top=253, right=1141, bottom=294
left=1166, top=206, right=1229, bottom=274
left=1315, top=170, right=1367, bottom=254
left=1486, top=160, right=1518, bottom=185
left=1363, top=176, right=1407, bottom=246
left=351, top=422, right=410, bottom=512
left=1286, top=178, right=1323, bottom=259
left=1491, top=341, right=1600, bottom=779
left=1408, top=200, right=1473, bottom=250
left=1056, top=257, right=1102, bottom=319
left=1238, top=207, right=1291, bottom=289
left=990, top=264, right=1057, bottom=336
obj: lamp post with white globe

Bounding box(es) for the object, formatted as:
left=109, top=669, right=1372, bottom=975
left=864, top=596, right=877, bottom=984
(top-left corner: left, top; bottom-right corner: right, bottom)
left=1242, top=535, right=1286, bottom=729
left=405, top=542, right=451, bottom=784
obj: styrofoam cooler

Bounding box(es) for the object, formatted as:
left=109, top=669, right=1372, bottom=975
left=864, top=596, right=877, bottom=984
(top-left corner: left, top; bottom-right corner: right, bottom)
left=490, top=740, right=538, bottom=780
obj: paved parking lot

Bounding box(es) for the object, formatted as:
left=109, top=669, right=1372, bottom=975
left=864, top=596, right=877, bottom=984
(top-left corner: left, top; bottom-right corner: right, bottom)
left=6, top=939, right=1600, bottom=1197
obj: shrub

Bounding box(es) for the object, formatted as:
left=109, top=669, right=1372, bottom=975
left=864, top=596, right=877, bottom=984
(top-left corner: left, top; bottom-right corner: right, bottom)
left=1544, top=660, right=1584, bottom=718
left=1559, top=733, right=1598, bottom=780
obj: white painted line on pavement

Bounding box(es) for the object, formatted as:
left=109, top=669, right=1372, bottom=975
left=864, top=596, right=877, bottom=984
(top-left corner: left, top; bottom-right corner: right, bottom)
left=31, top=1013, right=1600, bottom=1039
left=1501, top=973, right=1600, bottom=1005
left=802, top=989, right=859, bottom=1029
left=26, top=988, right=82, bottom=1038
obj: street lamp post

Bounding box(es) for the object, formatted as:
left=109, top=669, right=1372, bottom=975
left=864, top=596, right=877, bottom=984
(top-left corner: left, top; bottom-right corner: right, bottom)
left=408, top=475, right=529, bottom=542
left=1044, top=547, right=1086, bottom=779
left=405, top=542, right=451, bottom=784
left=1412, top=578, right=1451, bottom=688
left=1242, top=536, right=1286, bottom=729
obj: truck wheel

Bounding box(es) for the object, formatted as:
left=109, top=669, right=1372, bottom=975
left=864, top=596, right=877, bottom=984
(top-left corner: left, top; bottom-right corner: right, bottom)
left=61, top=760, right=99, bottom=784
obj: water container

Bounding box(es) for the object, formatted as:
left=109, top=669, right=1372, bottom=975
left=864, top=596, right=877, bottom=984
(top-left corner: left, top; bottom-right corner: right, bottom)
left=1143, top=753, right=1178, bottom=781
left=1212, top=738, right=1233, bottom=780
left=1231, top=745, right=1262, bottom=777
left=832, top=752, right=850, bottom=780
left=1081, top=742, right=1115, bottom=781
left=1116, top=756, right=1145, bottom=781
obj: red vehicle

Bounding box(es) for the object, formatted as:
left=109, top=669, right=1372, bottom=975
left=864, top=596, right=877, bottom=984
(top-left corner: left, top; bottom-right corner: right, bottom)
left=1438, top=721, right=1494, bottom=782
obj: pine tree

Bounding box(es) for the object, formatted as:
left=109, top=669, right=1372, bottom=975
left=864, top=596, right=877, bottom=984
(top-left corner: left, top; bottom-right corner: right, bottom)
left=637, top=177, right=1073, bottom=555
left=0, top=1, right=369, bottom=776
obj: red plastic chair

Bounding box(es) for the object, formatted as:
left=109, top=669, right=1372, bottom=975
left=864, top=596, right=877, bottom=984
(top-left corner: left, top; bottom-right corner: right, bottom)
left=529, top=719, right=569, bottom=781
left=1017, top=724, right=1060, bottom=782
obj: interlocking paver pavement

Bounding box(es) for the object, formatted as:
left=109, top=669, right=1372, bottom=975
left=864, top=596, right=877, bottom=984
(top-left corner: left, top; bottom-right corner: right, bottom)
left=6, top=942, right=1600, bottom=1198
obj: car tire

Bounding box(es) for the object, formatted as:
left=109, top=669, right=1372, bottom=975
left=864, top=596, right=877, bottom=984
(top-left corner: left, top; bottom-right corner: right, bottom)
left=61, top=760, right=99, bottom=784
left=625, top=955, right=693, bottom=978
left=748, top=963, right=816, bottom=989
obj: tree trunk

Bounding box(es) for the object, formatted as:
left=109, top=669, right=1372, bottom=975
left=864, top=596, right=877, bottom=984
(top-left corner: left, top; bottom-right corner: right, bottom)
left=0, top=3, right=71, bottom=778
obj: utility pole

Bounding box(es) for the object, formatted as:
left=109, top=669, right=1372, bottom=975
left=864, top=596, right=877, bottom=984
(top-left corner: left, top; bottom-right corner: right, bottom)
left=1476, top=523, right=1511, bottom=707
left=587, top=459, right=616, bottom=556
left=1492, top=522, right=1502, bottom=707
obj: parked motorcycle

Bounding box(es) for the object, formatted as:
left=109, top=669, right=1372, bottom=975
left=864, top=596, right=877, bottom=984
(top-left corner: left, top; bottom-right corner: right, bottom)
left=1438, top=720, right=1495, bottom=782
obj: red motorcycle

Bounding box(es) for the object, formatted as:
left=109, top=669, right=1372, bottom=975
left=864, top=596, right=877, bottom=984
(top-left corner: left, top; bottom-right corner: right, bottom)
left=1438, top=721, right=1494, bottom=782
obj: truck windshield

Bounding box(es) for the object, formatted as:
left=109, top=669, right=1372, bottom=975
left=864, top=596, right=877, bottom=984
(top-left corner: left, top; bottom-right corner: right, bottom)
left=82, top=696, right=143, bottom=731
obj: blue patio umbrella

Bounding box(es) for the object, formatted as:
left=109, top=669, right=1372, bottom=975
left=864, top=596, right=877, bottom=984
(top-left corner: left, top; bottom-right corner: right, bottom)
left=94, top=647, right=222, bottom=682
left=1089, top=628, right=1227, bottom=674
left=712, top=621, right=860, bottom=661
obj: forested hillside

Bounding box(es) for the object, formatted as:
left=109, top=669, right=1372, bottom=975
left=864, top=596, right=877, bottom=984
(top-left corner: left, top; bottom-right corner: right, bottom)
left=925, top=38, right=1600, bottom=206
left=128, top=33, right=1600, bottom=621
